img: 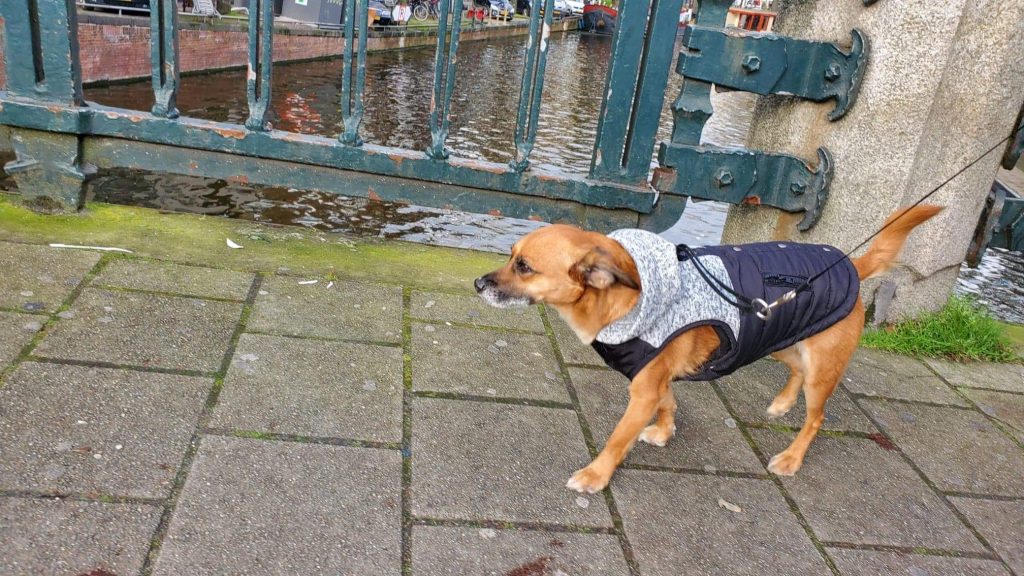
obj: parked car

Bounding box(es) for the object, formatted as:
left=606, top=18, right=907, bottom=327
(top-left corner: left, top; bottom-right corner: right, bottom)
left=471, top=0, right=512, bottom=19
left=519, top=0, right=571, bottom=17
left=487, top=0, right=514, bottom=19
left=565, top=0, right=584, bottom=14
left=369, top=0, right=396, bottom=24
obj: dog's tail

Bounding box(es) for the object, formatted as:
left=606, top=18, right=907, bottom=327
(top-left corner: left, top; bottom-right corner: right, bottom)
left=853, top=204, right=944, bottom=281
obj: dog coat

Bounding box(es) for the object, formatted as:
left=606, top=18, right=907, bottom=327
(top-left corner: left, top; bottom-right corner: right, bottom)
left=590, top=229, right=860, bottom=381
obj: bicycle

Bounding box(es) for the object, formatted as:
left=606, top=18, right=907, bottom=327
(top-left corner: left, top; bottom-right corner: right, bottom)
left=411, top=0, right=439, bottom=20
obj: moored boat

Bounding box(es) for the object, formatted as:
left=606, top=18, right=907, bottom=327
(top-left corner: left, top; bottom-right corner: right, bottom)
left=581, top=3, right=617, bottom=34
left=726, top=0, right=776, bottom=31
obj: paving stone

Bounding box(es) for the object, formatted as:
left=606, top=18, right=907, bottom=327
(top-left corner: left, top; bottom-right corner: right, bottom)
left=0, top=497, right=161, bottom=576
left=960, top=388, right=1024, bottom=443
left=34, top=288, right=241, bottom=371
left=570, top=367, right=763, bottom=473
left=949, top=497, right=1024, bottom=575
left=154, top=436, right=402, bottom=576
left=412, top=397, right=612, bottom=526
left=0, top=362, right=209, bottom=498
left=828, top=548, right=1011, bottom=576
left=612, top=469, right=827, bottom=575
left=212, top=333, right=403, bottom=442
left=248, top=276, right=402, bottom=343
left=412, top=323, right=569, bottom=402
left=861, top=400, right=1024, bottom=496
left=95, top=258, right=255, bottom=300
left=411, top=290, right=545, bottom=332
left=0, top=242, right=100, bottom=312
left=716, top=360, right=877, bottom=433
left=412, top=526, right=629, bottom=576
left=750, top=430, right=984, bottom=551
left=550, top=313, right=606, bottom=366
left=843, top=348, right=967, bottom=406
left=0, top=311, right=38, bottom=367
left=924, top=358, right=1024, bottom=393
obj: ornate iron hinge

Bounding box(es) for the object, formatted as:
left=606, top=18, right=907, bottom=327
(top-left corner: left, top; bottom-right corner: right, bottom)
left=677, top=26, right=869, bottom=121
left=653, top=145, right=833, bottom=231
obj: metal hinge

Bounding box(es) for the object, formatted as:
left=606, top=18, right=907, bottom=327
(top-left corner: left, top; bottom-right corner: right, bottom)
left=677, top=26, right=869, bottom=121
left=652, top=145, right=833, bottom=231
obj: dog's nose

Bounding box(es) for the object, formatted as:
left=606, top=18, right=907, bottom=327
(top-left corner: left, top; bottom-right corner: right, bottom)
left=474, top=276, right=490, bottom=293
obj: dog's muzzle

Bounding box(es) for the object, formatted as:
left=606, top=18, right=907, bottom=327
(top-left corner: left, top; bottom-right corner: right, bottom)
left=474, top=275, right=492, bottom=293
left=474, top=273, right=532, bottom=308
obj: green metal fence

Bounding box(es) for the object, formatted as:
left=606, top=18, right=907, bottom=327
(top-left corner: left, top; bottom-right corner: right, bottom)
left=0, top=0, right=868, bottom=231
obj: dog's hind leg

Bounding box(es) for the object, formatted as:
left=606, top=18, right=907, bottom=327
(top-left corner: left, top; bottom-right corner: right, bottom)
left=767, top=301, right=863, bottom=476
left=638, top=386, right=677, bottom=447
left=767, top=346, right=805, bottom=418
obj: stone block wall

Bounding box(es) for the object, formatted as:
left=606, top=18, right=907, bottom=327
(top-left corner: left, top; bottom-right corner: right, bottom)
left=720, top=0, right=1024, bottom=322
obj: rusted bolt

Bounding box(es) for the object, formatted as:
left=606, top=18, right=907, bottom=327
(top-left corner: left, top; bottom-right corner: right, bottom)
left=742, top=55, right=761, bottom=74
left=824, top=62, right=842, bottom=82
left=790, top=181, right=807, bottom=195
left=714, top=168, right=734, bottom=187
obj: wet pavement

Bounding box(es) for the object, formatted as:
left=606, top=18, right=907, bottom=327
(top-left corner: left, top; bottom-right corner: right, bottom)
left=1, top=212, right=1022, bottom=576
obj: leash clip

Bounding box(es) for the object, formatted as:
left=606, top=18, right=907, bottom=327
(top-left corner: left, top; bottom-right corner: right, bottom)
left=752, top=290, right=798, bottom=321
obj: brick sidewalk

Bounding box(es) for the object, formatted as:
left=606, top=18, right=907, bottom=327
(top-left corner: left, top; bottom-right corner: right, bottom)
left=0, top=240, right=1022, bottom=576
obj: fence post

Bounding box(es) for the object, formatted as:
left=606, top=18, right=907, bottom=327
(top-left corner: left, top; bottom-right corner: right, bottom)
left=1, top=0, right=94, bottom=212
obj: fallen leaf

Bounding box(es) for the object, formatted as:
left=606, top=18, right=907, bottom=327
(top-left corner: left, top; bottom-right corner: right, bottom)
left=717, top=497, right=742, bottom=513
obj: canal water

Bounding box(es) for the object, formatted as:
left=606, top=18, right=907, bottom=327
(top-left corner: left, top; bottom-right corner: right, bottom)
left=82, top=31, right=749, bottom=248
left=2, top=31, right=1021, bottom=322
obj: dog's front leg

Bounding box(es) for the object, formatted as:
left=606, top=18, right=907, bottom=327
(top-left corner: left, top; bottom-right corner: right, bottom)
left=567, top=370, right=667, bottom=493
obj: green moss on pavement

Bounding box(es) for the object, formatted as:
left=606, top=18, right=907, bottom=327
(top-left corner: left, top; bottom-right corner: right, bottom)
left=0, top=196, right=503, bottom=293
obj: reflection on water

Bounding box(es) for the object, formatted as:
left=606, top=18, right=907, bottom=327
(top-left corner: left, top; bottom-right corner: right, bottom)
left=955, top=248, right=1024, bottom=325
left=82, top=32, right=753, bottom=247
left=85, top=33, right=754, bottom=173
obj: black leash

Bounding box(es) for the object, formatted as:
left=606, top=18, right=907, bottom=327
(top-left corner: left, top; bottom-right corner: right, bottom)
left=677, top=244, right=755, bottom=312
left=681, top=124, right=1022, bottom=321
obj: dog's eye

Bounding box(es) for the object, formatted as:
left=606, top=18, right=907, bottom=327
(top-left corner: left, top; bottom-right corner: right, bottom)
left=515, top=258, right=533, bottom=275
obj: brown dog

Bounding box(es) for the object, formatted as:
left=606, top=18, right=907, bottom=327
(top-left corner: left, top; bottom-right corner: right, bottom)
left=475, top=205, right=942, bottom=493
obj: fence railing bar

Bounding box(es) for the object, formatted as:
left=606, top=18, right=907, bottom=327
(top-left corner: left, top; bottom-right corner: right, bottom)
left=339, top=0, right=369, bottom=146
left=245, top=0, right=273, bottom=131
left=587, top=0, right=651, bottom=182
left=587, top=0, right=683, bottom=185
left=510, top=0, right=554, bottom=172
left=619, top=0, right=681, bottom=176
left=425, top=0, right=465, bottom=160
left=150, top=0, right=180, bottom=119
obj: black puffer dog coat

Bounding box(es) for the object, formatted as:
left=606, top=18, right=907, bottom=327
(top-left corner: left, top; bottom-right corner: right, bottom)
left=590, top=230, right=860, bottom=381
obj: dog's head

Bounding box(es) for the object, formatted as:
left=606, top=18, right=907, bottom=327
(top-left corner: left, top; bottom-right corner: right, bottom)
left=474, top=224, right=640, bottom=310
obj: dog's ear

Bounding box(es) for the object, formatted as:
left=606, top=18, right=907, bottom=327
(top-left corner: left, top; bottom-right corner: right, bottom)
left=570, top=247, right=639, bottom=290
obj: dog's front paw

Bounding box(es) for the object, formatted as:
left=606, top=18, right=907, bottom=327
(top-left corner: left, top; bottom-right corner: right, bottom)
left=566, top=465, right=610, bottom=494
left=638, top=423, right=676, bottom=447
left=766, top=397, right=797, bottom=418
left=767, top=451, right=804, bottom=476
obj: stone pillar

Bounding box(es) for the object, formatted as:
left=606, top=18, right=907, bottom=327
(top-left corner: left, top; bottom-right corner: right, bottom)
left=720, top=0, right=1024, bottom=321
